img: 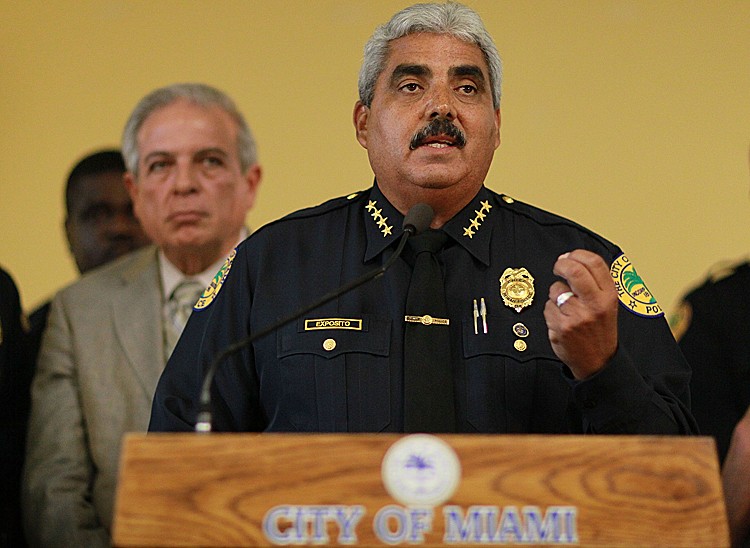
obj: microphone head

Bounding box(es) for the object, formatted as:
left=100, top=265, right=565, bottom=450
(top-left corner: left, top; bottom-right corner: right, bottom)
left=402, top=203, right=434, bottom=235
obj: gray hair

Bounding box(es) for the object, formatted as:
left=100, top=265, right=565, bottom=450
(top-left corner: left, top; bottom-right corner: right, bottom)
left=122, top=83, right=257, bottom=176
left=358, top=2, right=502, bottom=109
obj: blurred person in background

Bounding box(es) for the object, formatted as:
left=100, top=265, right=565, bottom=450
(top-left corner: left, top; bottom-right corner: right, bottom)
left=28, top=148, right=150, bottom=362
left=22, top=83, right=261, bottom=547
left=0, top=266, right=31, bottom=547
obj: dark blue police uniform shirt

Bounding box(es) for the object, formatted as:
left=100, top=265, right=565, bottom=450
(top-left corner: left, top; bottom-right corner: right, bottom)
left=149, top=184, right=696, bottom=435
left=677, top=262, right=750, bottom=461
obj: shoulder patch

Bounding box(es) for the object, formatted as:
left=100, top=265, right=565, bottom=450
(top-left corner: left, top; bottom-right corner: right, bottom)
left=194, top=249, right=236, bottom=310
left=610, top=254, right=663, bottom=318
left=669, top=301, right=692, bottom=341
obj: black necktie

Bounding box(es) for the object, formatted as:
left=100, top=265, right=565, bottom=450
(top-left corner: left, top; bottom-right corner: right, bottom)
left=403, top=229, right=456, bottom=432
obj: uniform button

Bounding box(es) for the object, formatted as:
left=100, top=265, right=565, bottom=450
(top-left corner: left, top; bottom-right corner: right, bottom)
left=502, top=195, right=515, bottom=204
left=513, top=339, right=527, bottom=352
left=323, top=338, right=336, bottom=351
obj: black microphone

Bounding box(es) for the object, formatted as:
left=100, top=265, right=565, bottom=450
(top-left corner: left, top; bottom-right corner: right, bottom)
left=195, top=203, right=435, bottom=432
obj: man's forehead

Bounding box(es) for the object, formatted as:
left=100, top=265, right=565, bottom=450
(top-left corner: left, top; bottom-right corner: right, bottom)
left=138, top=101, right=237, bottom=142
left=70, top=173, right=129, bottom=208
left=74, top=172, right=125, bottom=195
left=136, top=106, right=238, bottom=162
left=382, top=33, right=489, bottom=75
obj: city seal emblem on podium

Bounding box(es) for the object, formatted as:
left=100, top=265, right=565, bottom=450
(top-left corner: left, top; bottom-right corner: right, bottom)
left=381, top=434, right=461, bottom=507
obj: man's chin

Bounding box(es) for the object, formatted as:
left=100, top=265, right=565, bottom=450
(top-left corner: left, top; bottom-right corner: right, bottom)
left=409, top=175, right=465, bottom=191
left=417, top=179, right=457, bottom=190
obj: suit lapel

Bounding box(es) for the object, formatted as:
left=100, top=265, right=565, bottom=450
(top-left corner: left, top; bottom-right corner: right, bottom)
left=111, top=248, right=165, bottom=397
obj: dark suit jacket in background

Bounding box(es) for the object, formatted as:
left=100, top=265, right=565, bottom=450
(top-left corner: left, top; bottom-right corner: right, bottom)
left=0, top=267, right=32, bottom=548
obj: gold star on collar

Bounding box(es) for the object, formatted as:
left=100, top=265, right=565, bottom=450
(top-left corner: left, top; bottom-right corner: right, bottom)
left=365, top=200, right=394, bottom=237
left=462, top=200, right=493, bottom=238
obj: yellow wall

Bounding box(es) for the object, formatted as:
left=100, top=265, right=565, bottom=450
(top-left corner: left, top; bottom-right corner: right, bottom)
left=1, top=1, right=749, bottom=316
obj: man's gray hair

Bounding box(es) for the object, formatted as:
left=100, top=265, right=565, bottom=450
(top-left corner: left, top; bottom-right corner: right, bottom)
left=358, top=2, right=502, bottom=110
left=122, top=83, right=257, bottom=176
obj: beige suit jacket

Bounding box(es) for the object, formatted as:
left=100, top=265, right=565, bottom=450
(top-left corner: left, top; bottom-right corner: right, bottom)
left=23, top=246, right=164, bottom=548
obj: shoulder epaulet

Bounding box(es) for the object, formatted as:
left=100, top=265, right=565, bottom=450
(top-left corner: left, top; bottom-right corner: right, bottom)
left=279, top=190, right=367, bottom=222
left=707, top=257, right=749, bottom=284
left=679, top=256, right=750, bottom=302
left=491, top=190, right=616, bottom=250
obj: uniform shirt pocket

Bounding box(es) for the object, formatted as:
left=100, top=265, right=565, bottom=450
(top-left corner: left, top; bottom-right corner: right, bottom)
left=276, top=314, right=392, bottom=432
left=461, top=313, right=566, bottom=433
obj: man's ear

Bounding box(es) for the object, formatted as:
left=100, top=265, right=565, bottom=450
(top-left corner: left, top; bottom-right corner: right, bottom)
left=63, top=216, right=73, bottom=250
left=124, top=172, right=141, bottom=220
left=353, top=101, right=370, bottom=149
left=242, top=164, right=262, bottom=210
left=493, top=108, right=502, bottom=149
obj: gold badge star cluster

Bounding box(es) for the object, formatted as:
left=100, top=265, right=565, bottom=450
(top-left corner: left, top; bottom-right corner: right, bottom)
left=365, top=200, right=393, bottom=237
left=462, top=200, right=492, bottom=239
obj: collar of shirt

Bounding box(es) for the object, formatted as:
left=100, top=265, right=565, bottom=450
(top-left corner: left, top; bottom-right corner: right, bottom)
left=158, top=227, right=250, bottom=301
left=363, top=183, right=493, bottom=266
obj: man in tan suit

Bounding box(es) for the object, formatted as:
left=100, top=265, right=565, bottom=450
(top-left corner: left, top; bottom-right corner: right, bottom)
left=22, top=83, right=261, bottom=547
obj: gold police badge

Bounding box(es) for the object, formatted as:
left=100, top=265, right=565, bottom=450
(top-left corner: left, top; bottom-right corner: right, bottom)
left=500, top=267, right=535, bottom=313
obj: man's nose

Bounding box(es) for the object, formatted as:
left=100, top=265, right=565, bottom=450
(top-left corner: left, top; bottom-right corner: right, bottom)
left=425, top=87, right=455, bottom=119
left=172, top=164, right=199, bottom=194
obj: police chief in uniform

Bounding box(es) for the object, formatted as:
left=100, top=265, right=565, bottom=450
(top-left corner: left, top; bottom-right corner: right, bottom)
left=150, top=2, right=696, bottom=436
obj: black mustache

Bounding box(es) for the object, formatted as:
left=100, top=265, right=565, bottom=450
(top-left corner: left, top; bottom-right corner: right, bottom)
left=409, top=118, right=467, bottom=150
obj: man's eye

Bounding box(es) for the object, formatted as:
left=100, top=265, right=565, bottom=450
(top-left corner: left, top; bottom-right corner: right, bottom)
left=399, top=82, right=421, bottom=92
left=458, top=84, right=477, bottom=94
left=147, top=161, right=169, bottom=173
left=80, top=205, right=113, bottom=223
left=202, top=157, right=223, bottom=167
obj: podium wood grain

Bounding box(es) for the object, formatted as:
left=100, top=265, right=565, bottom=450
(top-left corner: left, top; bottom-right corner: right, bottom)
left=113, top=433, right=728, bottom=547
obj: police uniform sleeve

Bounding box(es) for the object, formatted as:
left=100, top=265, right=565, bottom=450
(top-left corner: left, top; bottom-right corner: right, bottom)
left=150, top=243, right=264, bottom=432
left=545, top=246, right=696, bottom=435
left=148, top=310, right=210, bottom=432
left=569, top=292, right=696, bottom=435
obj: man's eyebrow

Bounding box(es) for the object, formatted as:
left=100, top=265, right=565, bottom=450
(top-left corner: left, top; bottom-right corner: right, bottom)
left=143, top=151, right=172, bottom=164
left=390, top=64, right=432, bottom=85
left=450, top=64, right=487, bottom=86
left=194, top=147, right=229, bottom=158
left=142, top=148, right=228, bottom=163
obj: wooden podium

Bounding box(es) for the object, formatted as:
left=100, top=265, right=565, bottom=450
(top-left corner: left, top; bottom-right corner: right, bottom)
left=113, top=433, right=728, bottom=547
